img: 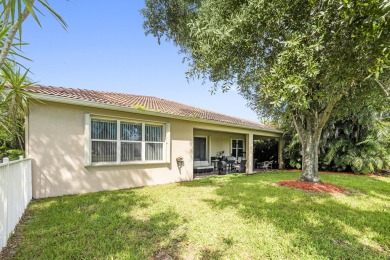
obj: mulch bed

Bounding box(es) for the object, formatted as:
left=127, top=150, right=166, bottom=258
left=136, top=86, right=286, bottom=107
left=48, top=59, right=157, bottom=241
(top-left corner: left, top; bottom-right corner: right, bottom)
left=287, top=169, right=388, bottom=177
left=278, top=180, right=346, bottom=193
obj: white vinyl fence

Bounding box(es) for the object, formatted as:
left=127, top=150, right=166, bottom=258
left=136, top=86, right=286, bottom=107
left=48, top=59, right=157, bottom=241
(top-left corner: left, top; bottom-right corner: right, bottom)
left=0, top=157, right=32, bottom=250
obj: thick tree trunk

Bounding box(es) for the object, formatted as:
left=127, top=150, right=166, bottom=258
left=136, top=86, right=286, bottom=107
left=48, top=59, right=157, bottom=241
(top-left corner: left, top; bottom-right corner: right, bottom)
left=300, top=133, right=320, bottom=182
left=292, top=113, right=322, bottom=182
left=291, top=88, right=346, bottom=183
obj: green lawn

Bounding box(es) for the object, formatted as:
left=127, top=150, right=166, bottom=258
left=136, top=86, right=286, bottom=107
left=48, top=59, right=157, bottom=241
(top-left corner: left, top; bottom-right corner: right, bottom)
left=4, top=172, right=390, bottom=259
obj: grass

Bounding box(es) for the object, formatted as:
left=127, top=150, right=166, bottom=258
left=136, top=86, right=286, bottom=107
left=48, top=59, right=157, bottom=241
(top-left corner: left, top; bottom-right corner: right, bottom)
left=3, top=171, right=390, bottom=259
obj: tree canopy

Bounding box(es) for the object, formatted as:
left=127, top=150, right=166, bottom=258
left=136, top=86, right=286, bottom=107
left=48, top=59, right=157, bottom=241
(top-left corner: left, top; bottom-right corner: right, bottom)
left=142, top=0, right=390, bottom=181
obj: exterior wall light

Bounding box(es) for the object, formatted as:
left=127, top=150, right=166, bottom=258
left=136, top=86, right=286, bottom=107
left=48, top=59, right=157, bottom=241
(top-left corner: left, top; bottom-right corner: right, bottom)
left=176, top=156, right=184, bottom=169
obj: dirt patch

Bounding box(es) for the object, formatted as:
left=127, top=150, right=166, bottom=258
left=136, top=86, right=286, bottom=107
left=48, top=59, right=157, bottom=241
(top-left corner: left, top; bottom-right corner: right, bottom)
left=375, top=169, right=390, bottom=177
left=320, top=171, right=357, bottom=176
left=153, top=250, right=174, bottom=260
left=278, top=180, right=345, bottom=193
left=287, top=169, right=388, bottom=178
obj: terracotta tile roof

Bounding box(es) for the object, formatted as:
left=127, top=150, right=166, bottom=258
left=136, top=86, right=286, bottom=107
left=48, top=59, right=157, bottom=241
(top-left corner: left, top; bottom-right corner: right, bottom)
left=27, top=85, right=280, bottom=132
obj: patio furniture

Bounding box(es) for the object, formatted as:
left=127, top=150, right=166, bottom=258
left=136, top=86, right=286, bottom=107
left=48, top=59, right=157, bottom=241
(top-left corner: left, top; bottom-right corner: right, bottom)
left=211, top=159, right=220, bottom=171
left=193, top=161, right=214, bottom=173
left=257, top=161, right=272, bottom=171
left=233, top=157, right=241, bottom=172
left=218, top=161, right=228, bottom=175
left=268, top=160, right=275, bottom=169
left=224, top=156, right=236, bottom=171
left=233, top=158, right=246, bottom=173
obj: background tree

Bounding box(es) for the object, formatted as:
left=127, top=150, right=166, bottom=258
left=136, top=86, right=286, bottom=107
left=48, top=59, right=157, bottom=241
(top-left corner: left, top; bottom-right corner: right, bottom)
left=253, top=139, right=278, bottom=167
left=284, top=82, right=390, bottom=174
left=142, top=0, right=390, bottom=182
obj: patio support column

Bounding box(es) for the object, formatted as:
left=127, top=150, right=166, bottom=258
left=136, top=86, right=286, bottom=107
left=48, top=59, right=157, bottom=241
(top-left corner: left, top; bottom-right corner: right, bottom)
left=246, top=133, right=254, bottom=174
left=278, top=139, right=285, bottom=169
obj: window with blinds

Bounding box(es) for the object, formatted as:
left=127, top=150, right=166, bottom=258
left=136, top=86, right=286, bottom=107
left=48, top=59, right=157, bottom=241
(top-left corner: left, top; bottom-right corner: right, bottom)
left=121, top=122, right=142, bottom=162
left=91, top=120, right=117, bottom=163
left=145, top=125, right=164, bottom=161
left=90, top=119, right=166, bottom=164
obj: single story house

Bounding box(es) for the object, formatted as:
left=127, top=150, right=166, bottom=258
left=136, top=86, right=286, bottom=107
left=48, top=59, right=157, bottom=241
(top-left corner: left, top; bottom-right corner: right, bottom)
left=25, top=85, right=284, bottom=199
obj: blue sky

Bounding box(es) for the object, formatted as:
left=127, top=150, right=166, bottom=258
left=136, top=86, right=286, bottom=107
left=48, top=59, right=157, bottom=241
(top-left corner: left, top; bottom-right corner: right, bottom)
left=20, top=1, right=259, bottom=121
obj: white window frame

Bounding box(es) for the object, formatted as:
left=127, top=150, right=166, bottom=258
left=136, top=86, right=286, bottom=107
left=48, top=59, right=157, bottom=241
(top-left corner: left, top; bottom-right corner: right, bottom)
left=84, top=114, right=170, bottom=166
left=231, top=138, right=245, bottom=158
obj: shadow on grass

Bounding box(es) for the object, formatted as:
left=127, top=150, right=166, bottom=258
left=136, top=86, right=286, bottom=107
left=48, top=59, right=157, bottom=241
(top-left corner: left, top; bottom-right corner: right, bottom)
left=5, top=172, right=389, bottom=259
left=187, top=172, right=390, bottom=259
left=6, top=189, right=186, bottom=259
left=199, top=248, right=224, bottom=259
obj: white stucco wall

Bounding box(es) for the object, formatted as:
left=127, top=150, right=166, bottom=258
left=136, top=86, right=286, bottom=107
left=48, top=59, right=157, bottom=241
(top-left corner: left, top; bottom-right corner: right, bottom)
left=27, top=101, right=281, bottom=198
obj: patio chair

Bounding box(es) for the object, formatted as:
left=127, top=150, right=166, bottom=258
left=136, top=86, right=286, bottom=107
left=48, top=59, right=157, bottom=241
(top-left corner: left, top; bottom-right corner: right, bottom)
left=233, top=157, right=243, bottom=172
left=268, top=160, right=274, bottom=169
left=257, top=161, right=272, bottom=171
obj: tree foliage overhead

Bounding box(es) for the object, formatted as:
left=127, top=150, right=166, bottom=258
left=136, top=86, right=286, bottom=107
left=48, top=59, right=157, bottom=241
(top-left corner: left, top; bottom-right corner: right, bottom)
left=143, top=0, right=390, bottom=182
left=0, top=0, right=67, bottom=69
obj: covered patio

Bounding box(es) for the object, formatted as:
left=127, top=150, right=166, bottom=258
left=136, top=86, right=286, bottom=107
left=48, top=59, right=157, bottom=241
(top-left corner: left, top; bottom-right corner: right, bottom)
left=193, top=127, right=284, bottom=177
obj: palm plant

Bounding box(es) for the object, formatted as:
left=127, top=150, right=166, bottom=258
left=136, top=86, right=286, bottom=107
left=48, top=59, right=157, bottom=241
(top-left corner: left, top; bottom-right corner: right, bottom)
left=0, top=63, right=33, bottom=159
left=283, top=132, right=302, bottom=169
left=0, top=0, right=67, bottom=69
left=284, top=110, right=390, bottom=174
left=322, top=118, right=389, bottom=173
left=0, top=1, right=65, bottom=160
left=283, top=70, right=390, bottom=175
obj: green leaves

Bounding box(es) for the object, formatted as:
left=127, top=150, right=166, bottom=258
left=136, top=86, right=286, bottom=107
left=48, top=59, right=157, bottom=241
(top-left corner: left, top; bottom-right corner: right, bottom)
left=0, top=63, right=33, bottom=157
left=143, top=0, right=390, bottom=178
left=0, top=0, right=67, bottom=69
left=37, top=0, right=67, bottom=29
left=0, top=63, right=33, bottom=116
left=1, top=0, right=67, bottom=30
left=0, top=1, right=66, bottom=155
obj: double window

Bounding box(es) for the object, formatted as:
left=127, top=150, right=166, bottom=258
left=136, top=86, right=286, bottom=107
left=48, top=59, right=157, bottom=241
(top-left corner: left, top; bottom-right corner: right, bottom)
left=87, top=116, right=169, bottom=165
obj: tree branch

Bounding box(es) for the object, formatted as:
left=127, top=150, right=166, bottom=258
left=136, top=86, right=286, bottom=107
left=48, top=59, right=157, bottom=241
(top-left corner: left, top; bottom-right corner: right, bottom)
left=292, top=112, right=305, bottom=144
left=374, top=78, right=390, bottom=97
left=315, top=91, right=345, bottom=139
left=0, top=0, right=34, bottom=69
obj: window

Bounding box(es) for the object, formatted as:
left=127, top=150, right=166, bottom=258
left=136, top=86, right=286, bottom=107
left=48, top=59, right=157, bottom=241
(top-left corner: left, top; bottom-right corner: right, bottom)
left=120, top=122, right=142, bottom=162
left=91, top=120, right=117, bottom=162
left=145, top=124, right=164, bottom=161
left=231, top=139, right=244, bottom=158
left=87, top=116, right=169, bottom=165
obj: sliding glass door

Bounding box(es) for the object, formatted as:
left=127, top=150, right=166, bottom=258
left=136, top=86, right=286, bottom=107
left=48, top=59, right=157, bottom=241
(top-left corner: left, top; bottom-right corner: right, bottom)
left=194, top=137, right=207, bottom=161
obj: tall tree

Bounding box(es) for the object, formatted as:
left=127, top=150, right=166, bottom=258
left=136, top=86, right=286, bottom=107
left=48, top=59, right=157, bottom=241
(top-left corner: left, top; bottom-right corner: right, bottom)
left=142, top=0, right=390, bottom=182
